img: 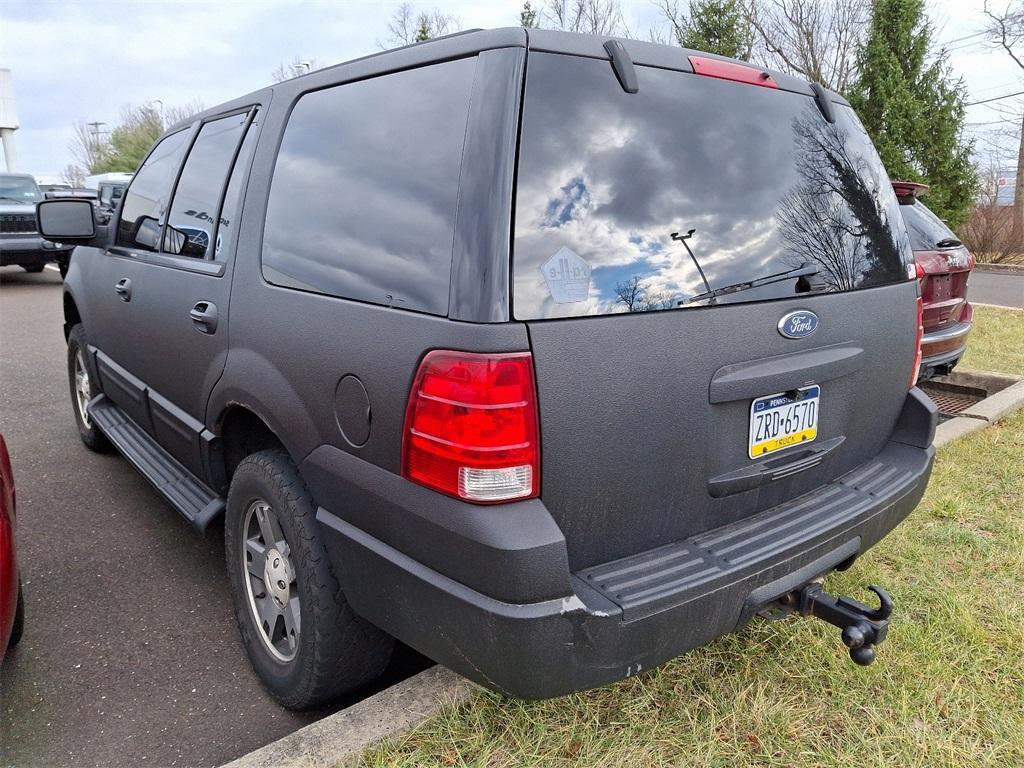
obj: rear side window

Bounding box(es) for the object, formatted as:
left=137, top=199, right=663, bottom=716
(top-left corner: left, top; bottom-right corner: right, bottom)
left=899, top=200, right=958, bottom=251
left=117, top=129, right=191, bottom=251
left=262, top=58, right=477, bottom=315
left=513, top=54, right=912, bottom=320
left=164, top=111, right=251, bottom=258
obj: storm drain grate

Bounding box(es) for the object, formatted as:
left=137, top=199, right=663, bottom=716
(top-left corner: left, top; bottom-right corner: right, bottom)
left=918, top=380, right=986, bottom=418
left=924, top=391, right=977, bottom=415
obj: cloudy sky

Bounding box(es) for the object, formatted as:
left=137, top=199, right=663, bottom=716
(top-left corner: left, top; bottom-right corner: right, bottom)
left=0, top=0, right=1020, bottom=179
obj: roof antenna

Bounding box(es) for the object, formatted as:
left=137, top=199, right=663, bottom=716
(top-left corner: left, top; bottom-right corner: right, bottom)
left=603, top=40, right=639, bottom=94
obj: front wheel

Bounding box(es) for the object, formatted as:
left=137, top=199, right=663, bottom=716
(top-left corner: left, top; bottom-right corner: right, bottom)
left=67, top=325, right=111, bottom=452
left=21, top=265, right=44, bottom=273
left=225, top=450, right=393, bottom=709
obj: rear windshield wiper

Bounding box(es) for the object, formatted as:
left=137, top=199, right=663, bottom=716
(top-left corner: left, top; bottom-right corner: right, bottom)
left=683, top=262, right=824, bottom=305
left=936, top=237, right=962, bottom=248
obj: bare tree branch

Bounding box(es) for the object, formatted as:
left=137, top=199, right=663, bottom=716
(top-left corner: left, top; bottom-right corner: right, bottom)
left=381, top=3, right=462, bottom=47
left=745, top=0, right=869, bottom=92
left=542, top=0, right=632, bottom=37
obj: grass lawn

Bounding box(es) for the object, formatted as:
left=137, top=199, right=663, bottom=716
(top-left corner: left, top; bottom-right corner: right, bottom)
left=961, top=305, right=1024, bottom=376
left=360, top=411, right=1024, bottom=767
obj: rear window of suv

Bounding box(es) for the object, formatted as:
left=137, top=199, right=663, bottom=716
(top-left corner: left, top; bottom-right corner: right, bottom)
left=513, top=54, right=912, bottom=320
left=261, top=58, right=477, bottom=316
left=899, top=200, right=959, bottom=251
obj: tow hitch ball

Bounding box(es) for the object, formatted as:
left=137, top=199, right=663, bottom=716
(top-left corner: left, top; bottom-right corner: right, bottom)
left=783, top=582, right=894, bottom=666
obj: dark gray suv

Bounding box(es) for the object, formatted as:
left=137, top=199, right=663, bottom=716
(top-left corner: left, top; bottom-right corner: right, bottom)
left=38, top=28, right=936, bottom=709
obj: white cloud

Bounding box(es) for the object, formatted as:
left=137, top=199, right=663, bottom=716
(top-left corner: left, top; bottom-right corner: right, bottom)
left=0, top=0, right=1015, bottom=177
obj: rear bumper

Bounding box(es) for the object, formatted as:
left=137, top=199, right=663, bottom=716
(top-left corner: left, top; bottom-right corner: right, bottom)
left=920, top=311, right=973, bottom=379
left=310, top=390, right=937, bottom=699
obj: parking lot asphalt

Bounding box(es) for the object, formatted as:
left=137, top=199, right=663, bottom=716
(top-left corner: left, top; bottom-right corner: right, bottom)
left=969, top=269, right=1024, bottom=308
left=0, top=266, right=387, bottom=767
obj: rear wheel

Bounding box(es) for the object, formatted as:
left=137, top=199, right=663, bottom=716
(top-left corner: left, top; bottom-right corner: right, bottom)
left=225, top=450, right=393, bottom=709
left=67, top=325, right=111, bottom=453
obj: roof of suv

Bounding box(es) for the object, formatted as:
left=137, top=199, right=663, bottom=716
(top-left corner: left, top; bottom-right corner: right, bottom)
left=166, top=27, right=848, bottom=134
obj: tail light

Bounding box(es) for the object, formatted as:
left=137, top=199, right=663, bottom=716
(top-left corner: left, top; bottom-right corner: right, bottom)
left=910, top=296, right=924, bottom=388
left=688, top=55, right=778, bottom=89
left=402, top=351, right=540, bottom=503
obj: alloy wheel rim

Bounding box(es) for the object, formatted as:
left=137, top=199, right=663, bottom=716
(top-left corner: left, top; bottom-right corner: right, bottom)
left=74, top=349, right=92, bottom=429
left=242, top=499, right=300, bottom=663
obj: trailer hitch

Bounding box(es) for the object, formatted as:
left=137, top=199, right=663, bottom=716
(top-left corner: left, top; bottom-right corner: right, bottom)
left=783, top=582, right=893, bottom=666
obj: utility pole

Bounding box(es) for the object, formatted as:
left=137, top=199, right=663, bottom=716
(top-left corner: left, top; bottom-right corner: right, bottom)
left=86, top=120, right=107, bottom=163
left=1014, top=110, right=1024, bottom=246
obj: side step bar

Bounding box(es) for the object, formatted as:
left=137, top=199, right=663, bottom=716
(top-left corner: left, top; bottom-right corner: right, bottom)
left=88, top=395, right=225, bottom=532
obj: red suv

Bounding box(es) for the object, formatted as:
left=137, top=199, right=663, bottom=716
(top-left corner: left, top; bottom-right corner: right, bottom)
left=1, top=433, right=23, bottom=661
left=893, top=182, right=975, bottom=380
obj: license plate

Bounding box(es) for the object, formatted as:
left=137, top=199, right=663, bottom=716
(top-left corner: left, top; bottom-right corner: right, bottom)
left=749, top=385, right=820, bottom=459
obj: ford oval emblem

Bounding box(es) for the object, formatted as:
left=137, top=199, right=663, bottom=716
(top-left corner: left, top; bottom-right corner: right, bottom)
left=778, top=310, right=819, bottom=339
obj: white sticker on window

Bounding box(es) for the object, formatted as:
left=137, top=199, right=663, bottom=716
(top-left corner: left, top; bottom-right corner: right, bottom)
left=540, top=246, right=591, bottom=303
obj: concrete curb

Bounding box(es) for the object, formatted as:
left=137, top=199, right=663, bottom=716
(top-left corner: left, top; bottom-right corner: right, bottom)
left=932, top=377, right=1024, bottom=448
left=974, top=262, right=1024, bottom=274
left=972, top=302, right=1024, bottom=312
left=221, top=666, right=476, bottom=768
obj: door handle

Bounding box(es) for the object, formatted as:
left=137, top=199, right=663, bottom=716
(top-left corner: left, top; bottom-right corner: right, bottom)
left=114, top=277, right=132, bottom=301
left=189, top=301, right=219, bottom=334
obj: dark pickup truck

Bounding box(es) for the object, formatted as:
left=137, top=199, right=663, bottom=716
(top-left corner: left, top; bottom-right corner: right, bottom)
left=1, top=173, right=73, bottom=275
left=38, top=28, right=935, bottom=709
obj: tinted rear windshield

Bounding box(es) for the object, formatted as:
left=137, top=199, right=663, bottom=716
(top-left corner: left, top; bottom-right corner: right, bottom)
left=513, top=54, right=912, bottom=320
left=898, top=199, right=959, bottom=251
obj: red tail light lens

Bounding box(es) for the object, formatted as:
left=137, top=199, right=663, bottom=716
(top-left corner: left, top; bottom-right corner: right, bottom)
left=402, top=351, right=540, bottom=503
left=910, top=297, right=924, bottom=388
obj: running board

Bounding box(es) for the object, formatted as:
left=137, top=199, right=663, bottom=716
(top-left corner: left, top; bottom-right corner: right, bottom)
left=88, top=395, right=225, bottom=532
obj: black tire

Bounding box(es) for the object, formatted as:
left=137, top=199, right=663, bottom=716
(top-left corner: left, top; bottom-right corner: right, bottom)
left=225, top=450, right=393, bottom=709
left=67, top=324, right=111, bottom=453
left=7, top=579, right=24, bottom=649
left=57, top=257, right=69, bottom=279
left=22, top=265, right=44, bottom=273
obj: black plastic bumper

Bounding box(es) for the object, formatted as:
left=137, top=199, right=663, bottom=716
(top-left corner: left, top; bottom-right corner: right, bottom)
left=311, top=389, right=937, bottom=699
left=0, top=237, right=71, bottom=268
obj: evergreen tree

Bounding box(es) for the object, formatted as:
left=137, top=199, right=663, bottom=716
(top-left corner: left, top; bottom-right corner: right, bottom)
left=847, top=0, right=976, bottom=228
left=520, top=1, right=539, bottom=28
left=415, top=17, right=432, bottom=42
left=675, top=0, right=753, bottom=60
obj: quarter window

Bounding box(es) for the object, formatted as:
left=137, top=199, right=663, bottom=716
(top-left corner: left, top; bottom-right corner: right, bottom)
left=214, top=111, right=260, bottom=260
left=164, top=112, right=251, bottom=258
left=116, top=129, right=191, bottom=251
left=261, top=58, right=477, bottom=315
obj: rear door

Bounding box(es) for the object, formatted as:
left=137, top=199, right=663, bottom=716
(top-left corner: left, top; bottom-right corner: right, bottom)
left=513, top=53, right=918, bottom=570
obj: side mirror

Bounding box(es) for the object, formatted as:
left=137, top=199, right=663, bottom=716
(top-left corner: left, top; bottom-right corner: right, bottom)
left=130, top=215, right=161, bottom=250
left=36, top=198, right=96, bottom=241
